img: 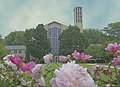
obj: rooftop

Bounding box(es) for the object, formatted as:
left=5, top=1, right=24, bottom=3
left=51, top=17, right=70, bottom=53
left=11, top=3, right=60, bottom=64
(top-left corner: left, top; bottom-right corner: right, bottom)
left=5, top=45, right=26, bottom=50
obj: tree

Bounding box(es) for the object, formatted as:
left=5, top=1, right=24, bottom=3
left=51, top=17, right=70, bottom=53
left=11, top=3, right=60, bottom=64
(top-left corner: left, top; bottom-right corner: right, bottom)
left=5, top=31, right=26, bottom=45
left=59, top=25, right=89, bottom=55
left=25, top=24, right=50, bottom=62
left=0, top=34, right=2, bottom=39
left=84, top=44, right=113, bottom=62
left=0, top=39, right=9, bottom=60
left=0, top=34, right=3, bottom=43
left=83, top=29, right=107, bottom=44
left=102, top=22, right=120, bottom=40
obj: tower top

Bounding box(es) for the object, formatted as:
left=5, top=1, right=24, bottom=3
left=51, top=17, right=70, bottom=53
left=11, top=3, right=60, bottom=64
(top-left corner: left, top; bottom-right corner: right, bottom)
left=74, top=7, right=83, bottom=32
left=74, top=6, right=82, bottom=9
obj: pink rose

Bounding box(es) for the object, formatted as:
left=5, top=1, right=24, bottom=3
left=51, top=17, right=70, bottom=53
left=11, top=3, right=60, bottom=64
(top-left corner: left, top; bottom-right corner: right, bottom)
left=72, top=50, right=92, bottom=62
left=59, top=55, right=70, bottom=62
left=105, top=43, right=120, bottom=52
left=112, top=56, right=120, bottom=67
left=50, top=62, right=96, bottom=87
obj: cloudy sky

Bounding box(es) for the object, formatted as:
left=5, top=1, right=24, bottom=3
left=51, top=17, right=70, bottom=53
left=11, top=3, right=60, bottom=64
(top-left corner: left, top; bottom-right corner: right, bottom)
left=0, top=0, right=120, bottom=38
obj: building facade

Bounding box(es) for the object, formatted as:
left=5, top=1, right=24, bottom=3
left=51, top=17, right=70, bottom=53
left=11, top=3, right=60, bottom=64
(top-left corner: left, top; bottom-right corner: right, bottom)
left=5, top=45, right=26, bottom=61
left=44, top=7, right=83, bottom=58
left=74, top=7, right=83, bottom=32
left=44, top=21, right=67, bottom=57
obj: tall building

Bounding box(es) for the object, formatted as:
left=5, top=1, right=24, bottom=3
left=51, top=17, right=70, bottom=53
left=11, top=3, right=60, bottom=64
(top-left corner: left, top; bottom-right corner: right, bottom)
left=44, top=21, right=67, bottom=57
left=74, top=7, right=83, bottom=32
left=44, top=7, right=83, bottom=61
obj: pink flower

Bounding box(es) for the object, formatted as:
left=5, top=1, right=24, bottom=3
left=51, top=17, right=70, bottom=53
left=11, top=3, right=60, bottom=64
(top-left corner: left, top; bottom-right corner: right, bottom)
left=105, top=43, right=120, bottom=52
left=32, top=64, right=45, bottom=87
left=50, top=62, right=96, bottom=87
left=106, top=84, right=110, bottom=87
left=81, top=54, right=92, bottom=62
left=92, top=64, right=106, bottom=72
left=3, top=54, right=14, bottom=62
left=50, top=78, right=58, bottom=87
left=95, top=73, right=101, bottom=79
left=115, top=50, right=120, bottom=56
left=92, top=64, right=106, bottom=79
left=59, top=55, right=70, bottom=62
left=96, top=65, right=106, bottom=70
left=32, top=64, right=44, bottom=80
left=20, top=61, right=36, bottom=74
left=72, top=50, right=80, bottom=59
left=43, top=53, right=53, bottom=68
left=72, top=50, right=92, bottom=62
left=8, top=56, right=22, bottom=66
left=9, top=56, right=36, bottom=74
left=112, top=56, right=120, bottom=67
left=34, top=76, right=45, bottom=87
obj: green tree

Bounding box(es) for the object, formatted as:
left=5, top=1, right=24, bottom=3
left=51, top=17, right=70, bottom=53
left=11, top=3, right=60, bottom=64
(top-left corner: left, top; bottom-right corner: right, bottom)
left=25, top=24, right=50, bottom=62
left=102, top=22, right=120, bottom=40
left=5, top=31, right=26, bottom=45
left=0, top=39, right=9, bottom=60
left=83, top=29, right=107, bottom=44
left=59, top=25, right=89, bottom=55
left=101, top=22, right=120, bottom=49
left=0, top=34, right=2, bottom=39
left=84, top=44, right=113, bottom=62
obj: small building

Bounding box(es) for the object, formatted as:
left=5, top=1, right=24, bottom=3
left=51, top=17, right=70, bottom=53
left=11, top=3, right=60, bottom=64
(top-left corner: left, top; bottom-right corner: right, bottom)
left=5, top=45, right=26, bottom=61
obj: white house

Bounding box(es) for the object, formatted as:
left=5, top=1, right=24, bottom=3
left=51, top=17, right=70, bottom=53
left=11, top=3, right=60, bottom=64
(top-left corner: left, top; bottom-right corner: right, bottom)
left=5, top=45, right=26, bottom=61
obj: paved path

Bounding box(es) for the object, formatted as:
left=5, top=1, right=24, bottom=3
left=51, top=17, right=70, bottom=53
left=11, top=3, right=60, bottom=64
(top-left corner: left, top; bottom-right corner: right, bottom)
left=85, top=63, right=120, bottom=69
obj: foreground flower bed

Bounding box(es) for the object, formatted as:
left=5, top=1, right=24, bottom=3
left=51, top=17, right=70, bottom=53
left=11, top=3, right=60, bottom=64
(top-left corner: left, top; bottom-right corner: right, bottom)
left=0, top=43, right=120, bottom=87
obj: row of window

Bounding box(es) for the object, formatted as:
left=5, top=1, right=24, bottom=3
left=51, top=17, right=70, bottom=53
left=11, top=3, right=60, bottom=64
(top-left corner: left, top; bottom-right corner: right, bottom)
left=48, top=27, right=61, bottom=37
left=48, top=27, right=61, bottom=55
left=74, top=11, right=82, bottom=16
left=76, top=19, right=82, bottom=23
left=51, top=47, right=59, bottom=55
left=13, top=50, right=22, bottom=53
left=75, top=7, right=82, bottom=11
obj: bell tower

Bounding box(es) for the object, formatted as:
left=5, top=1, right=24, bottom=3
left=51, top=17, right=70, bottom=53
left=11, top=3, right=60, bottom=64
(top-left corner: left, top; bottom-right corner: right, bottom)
left=74, top=7, right=83, bottom=32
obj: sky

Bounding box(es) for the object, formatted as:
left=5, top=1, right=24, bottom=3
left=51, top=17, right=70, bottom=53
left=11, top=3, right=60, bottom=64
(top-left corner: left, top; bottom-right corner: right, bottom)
left=0, top=0, right=120, bottom=38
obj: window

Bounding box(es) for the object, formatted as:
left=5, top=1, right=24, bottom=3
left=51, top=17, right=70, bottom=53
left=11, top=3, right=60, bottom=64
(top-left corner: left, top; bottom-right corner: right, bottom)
left=58, top=29, right=61, bottom=36
left=81, top=19, right=82, bottom=23
left=19, top=50, right=22, bottom=53
left=51, top=38, right=58, bottom=46
left=14, top=50, right=17, bottom=53
left=51, top=28, right=57, bottom=37
left=48, top=29, right=51, bottom=37
left=48, top=27, right=61, bottom=55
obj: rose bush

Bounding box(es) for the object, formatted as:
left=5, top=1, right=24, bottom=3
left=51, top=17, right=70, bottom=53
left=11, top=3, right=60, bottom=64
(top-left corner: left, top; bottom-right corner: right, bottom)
left=0, top=43, right=120, bottom=87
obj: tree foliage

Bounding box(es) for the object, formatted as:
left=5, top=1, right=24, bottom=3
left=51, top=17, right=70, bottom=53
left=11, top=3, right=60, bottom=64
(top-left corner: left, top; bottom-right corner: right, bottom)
left=59, top=25, right=89, bottom=55
left=102, top=22, right=120, bottom=40
left=84, top=44, right=114, bottom=62
left=0, top=34, right=2, bottom=39
left=25, top=24, right=50, bottom=62
left=83, top=29, right=107, bottom=44
left=0, top=39, right=9, bottom=60
left=5, top=31, right=26, bottom=45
